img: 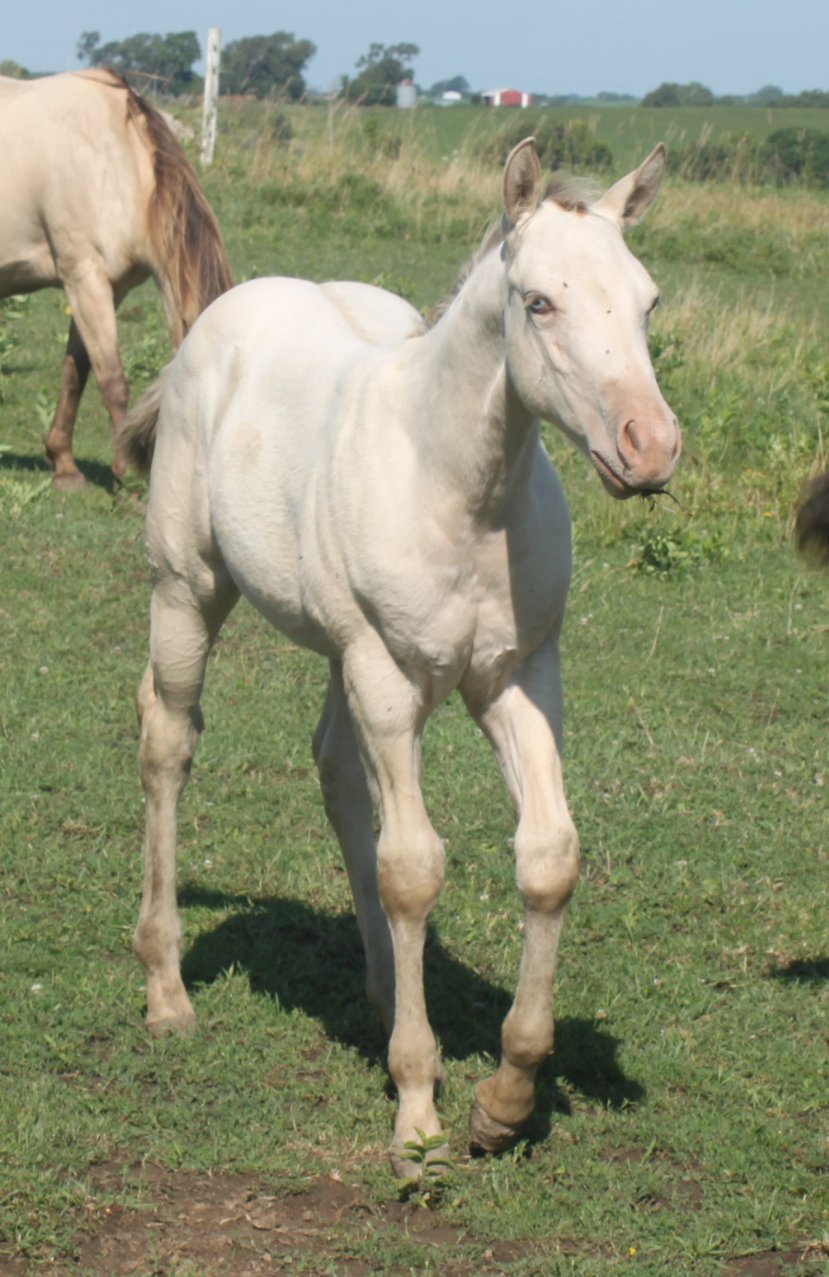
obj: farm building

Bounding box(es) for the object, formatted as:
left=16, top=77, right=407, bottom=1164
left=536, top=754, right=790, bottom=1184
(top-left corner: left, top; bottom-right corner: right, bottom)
left=396, top=79, right=417, bottom=109
left=482, top=88, right=533, bottom=107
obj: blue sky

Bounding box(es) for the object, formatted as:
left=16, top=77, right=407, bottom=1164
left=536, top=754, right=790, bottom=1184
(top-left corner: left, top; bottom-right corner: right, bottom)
left=4, top=0, right=828, bottom=97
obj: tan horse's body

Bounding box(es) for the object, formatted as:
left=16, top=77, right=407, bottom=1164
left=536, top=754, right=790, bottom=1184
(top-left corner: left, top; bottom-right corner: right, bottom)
left=124, top=141, right=680, bottom=1177
left=0, top=69, right=231, bottom=487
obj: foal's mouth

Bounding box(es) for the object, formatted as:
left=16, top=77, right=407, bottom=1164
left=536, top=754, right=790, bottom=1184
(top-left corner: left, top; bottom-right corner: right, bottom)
left=590, top=451, right=669, bottom=502
left=590, top=451, right=638, bottom=500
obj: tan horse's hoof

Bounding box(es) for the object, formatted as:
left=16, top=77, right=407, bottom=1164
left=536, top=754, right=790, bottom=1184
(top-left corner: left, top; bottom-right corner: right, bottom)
left=51, top=470, right=87, bottom=492
left=469, top=1095, right=523, bottom=1154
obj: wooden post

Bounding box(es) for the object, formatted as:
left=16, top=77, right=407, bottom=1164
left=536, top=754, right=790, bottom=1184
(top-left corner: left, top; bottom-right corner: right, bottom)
left=201, top=27, right=221, bottom=166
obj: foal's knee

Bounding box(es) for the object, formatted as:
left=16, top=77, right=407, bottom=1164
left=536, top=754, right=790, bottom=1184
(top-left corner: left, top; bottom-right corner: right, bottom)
left=378, top=824, right=445, bottom=922
left=515, top=820, right=580, bottom=914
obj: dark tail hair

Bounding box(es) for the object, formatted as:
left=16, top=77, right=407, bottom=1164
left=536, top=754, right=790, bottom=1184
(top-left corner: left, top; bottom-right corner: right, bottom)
left=122, top=77, right=233, bottom=344
left=795, top=470, right=829, bottom=565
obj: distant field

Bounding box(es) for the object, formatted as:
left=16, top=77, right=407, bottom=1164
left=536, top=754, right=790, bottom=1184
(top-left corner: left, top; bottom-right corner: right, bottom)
left=1, top=99, right=827, bottom=1275
left=242, top=100, right=829, bottom=171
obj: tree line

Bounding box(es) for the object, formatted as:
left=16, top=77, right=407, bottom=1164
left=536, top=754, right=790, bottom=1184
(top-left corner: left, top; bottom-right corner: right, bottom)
left=2, top=34, right=828, bottom=110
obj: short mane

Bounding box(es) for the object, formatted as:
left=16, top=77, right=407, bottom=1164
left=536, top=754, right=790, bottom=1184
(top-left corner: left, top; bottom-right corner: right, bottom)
left=427, top=172, right=601, bottom=327
left=543, top=172, right=601, bottom=213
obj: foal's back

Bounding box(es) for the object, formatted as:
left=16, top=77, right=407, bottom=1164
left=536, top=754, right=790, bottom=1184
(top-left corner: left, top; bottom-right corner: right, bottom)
left=146, top=277, right=426, bottom=651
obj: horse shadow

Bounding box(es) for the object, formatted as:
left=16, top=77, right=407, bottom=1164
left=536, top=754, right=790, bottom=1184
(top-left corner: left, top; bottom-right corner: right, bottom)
left=768, top=955, right=829, bottom=984
left=178, top=884, right=645, bottom=1139
left=0, top=449, right=115, bottom=491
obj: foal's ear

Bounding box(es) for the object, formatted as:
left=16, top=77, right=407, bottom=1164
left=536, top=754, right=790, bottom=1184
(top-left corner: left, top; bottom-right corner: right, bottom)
left=503, top=138, right=543, bottom=224
left=595, top=143, right=666, bottom=231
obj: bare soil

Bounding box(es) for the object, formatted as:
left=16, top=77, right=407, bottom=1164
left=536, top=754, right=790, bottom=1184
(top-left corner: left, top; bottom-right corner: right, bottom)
left=1, top=1162, right=824, bottom=1275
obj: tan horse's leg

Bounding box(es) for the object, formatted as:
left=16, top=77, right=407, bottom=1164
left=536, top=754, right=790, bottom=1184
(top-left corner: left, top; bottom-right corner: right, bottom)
left=342, top=639, right=446, bottom=1179
left=312, top=660, right=395, bottom=1029
left=44, top=320, right=92, bottom=491
left=464, top=638, right=580, bottom=1152
left=133, top=574, right=239, bottom=1033
left=47, top=269, right=129, bottom=488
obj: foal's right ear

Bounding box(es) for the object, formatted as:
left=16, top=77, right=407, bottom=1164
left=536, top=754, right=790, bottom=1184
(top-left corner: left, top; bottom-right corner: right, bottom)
left=503, top=138, right=543, bottom=225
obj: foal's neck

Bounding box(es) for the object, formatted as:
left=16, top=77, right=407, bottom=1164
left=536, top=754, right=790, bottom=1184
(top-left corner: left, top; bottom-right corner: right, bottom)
left=416, top=248, right=537, bottom=523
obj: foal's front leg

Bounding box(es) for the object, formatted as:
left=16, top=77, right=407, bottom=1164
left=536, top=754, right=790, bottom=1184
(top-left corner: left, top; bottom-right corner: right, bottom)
left=465, top=638, right=580, bottom=1151
left=343, top=640, right=446, bottom=1179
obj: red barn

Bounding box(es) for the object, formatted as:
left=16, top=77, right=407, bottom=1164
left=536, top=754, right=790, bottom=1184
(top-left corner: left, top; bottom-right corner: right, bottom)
left=482, top=88, right=532, bottom=107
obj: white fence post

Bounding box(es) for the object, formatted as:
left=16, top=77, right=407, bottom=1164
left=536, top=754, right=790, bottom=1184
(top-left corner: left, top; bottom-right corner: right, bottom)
left=201, top=27, right=221, bottom=166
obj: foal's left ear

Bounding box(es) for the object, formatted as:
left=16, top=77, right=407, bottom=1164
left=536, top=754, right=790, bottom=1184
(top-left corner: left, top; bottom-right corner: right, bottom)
left=594, top=143, right=666, bottom=231
left=503, top=137, right=543, bottom=225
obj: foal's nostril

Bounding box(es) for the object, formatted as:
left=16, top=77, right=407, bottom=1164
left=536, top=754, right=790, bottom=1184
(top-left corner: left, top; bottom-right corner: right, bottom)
left=618, top=418, right=642, bottom=463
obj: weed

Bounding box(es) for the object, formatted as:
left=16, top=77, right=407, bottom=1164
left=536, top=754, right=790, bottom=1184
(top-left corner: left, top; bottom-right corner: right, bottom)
left=397, top=1129, right=454, bottom=1202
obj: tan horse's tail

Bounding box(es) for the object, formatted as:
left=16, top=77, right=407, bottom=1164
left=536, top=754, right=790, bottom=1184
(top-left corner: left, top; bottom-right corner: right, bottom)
left=120, top=367, right=170, bottom=475
left=124, top=80, right=233, bottom=345
left=795, top=470, right=829, bottom=565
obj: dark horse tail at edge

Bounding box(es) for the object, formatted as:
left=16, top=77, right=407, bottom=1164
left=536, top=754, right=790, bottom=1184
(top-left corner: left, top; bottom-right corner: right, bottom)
left=795, top=471, right=829, bottom=565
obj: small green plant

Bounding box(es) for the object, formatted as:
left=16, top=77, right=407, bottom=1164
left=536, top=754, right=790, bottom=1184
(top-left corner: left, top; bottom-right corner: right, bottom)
left=636, top=523, right=724, bottom=573
left=397, top=1129, right=453, bottom=1201
left=0, top=294, right=30, bottom=377
left=0, top=471, right=52, bottom=518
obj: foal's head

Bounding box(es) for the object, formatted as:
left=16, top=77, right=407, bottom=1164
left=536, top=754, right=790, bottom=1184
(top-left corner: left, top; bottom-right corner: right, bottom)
left=501, top=139, right=681, bottom=499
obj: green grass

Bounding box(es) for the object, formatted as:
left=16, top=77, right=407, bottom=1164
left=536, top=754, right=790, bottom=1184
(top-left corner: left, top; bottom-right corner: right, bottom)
left=1, top=104, right=828, bottom=1274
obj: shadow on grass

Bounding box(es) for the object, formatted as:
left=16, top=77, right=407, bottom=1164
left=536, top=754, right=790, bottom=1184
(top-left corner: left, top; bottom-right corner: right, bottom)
left=768, top=955, right=829, bottom=984
left=0, top=449, right=115, bottom=491
left=178, top=884, right=645, bottom=1130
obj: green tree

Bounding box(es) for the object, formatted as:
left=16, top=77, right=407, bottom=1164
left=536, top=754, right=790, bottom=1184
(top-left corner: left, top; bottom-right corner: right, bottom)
left=76, top=31, right=100, bottom=63
left=0, top=59, right=29, bottom=78
left=221, top=32, right=316, bottom=99
left=429, top=75, right=469, bottom=97
left=345, top=42, right=419, bottom=106
left=641, top=80, right=713, bottom=107
left=752, top=83, right=784, bottom=103
left=81, top=30, right=201, bottom=94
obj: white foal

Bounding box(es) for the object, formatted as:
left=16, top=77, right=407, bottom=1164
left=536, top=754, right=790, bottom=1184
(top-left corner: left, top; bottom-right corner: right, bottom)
left=124, top=139, right=680, bottom=1177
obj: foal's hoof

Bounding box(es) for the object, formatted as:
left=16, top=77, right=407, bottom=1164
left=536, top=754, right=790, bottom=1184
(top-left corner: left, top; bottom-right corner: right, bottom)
left=147, top=1008, right=197, bottom=1038
left=469, top=1096, right=523, bottom=1155
left=51, top=470, right=87, bottom=492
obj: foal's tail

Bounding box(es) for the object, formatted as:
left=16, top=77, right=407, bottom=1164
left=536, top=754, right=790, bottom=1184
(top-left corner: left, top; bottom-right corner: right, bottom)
left=795, top=470, right=829, bottom=565
left=124, top=79, right=233, bottom=345
left=120, top=367, right=170, bottom=476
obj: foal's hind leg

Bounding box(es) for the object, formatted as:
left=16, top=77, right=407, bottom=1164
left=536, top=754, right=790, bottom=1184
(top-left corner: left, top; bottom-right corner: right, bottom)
left=312, top=661, right=395, bottom=1029
left=44, top=320, right=92, bottom=491
left=464, top=638, right=580, bottom=1153
left=133, top=572, right=239, bottom=1033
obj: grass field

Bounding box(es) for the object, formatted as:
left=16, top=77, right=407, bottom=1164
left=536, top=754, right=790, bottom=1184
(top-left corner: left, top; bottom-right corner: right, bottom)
left=1, top=100, right=828, bottom=1275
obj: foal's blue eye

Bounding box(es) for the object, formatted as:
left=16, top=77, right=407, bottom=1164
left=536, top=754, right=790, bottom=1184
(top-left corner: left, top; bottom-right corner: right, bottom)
left=527, top=294, right=554, bottom=316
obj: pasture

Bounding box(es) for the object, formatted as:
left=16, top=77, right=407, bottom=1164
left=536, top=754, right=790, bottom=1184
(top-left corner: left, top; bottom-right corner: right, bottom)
left=1, top=100, right=827, bottom=1275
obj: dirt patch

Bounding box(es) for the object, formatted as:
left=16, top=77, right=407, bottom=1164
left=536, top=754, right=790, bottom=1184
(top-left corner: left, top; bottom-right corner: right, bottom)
left=0, top=1162, right=524, bottom=1276
left=2, top=1163, right=825, bottom=1276
left=725, top=1244, right=829, bottom=1277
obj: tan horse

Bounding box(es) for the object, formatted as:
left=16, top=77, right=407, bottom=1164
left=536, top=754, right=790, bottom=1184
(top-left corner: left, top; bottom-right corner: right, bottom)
left=0, top=69, right=232, bottom=489
left=123, top=140, right=680, bottom=1178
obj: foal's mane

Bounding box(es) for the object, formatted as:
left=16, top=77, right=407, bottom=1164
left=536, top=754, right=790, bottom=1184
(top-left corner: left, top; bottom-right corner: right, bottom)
left=426, top=171, right=602, bottom=328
